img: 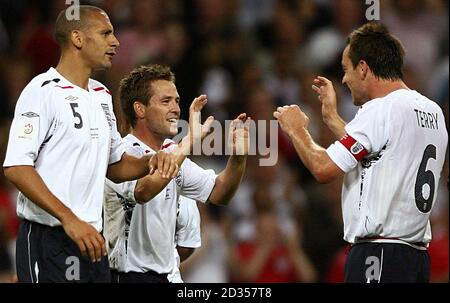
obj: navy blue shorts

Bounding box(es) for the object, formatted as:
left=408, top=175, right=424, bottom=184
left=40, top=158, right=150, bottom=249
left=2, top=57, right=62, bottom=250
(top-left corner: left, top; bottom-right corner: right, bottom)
left=344, top=242, right=430, bottom=283
left=16, top=219, right=110, bottom=283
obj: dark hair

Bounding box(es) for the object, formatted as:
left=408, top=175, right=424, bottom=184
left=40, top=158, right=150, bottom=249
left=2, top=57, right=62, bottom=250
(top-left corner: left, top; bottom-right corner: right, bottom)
left=54, top=5, right=105, bottom=47
left=119, top=64, right=176, bottom=127
left=347, top=22, right=406, bottom=80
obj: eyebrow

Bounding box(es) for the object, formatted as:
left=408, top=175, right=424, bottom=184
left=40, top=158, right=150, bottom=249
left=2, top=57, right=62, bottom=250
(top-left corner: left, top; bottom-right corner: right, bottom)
left=161, top=95, right=180, bottom=100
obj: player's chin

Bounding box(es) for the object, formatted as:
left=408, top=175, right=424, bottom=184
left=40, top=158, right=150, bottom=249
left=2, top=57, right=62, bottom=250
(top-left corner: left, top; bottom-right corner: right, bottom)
left=93, top=61, right=112, bottom=71
left=102, top=60, right=113, bottom=69
left=168, top=128, right=178, bottom=137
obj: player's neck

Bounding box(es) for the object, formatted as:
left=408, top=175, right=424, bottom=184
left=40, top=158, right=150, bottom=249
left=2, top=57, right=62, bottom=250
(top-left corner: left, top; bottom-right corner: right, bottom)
left=368, top=79, right=409, bottom=101
left=131, top=126, right=165, bottom=152
left=55, top=53, right=92, bottom=91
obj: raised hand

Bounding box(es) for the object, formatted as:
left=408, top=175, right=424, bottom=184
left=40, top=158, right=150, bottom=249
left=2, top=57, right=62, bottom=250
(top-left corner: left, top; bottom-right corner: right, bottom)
left=312, top=76, right=346, bottom=138
left=180, top=94, right=214, bottom=154
left=312, top=76, right=338, bottom=123
left=228, top=113, right=251, bottom=156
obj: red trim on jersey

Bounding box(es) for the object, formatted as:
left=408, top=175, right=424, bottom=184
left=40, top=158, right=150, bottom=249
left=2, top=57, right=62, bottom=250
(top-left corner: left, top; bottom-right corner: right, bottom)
left=55, top=85, right=74, bottom=89
left=161, top=142, right=174, bottom=150
left=93, top=87, right=111, bottom=95
left=339, top=134, right=368, bottom=161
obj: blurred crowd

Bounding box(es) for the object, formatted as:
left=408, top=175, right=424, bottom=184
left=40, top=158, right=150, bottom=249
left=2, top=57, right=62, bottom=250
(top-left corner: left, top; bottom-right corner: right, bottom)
left=0, top=0, right=448, bottom=283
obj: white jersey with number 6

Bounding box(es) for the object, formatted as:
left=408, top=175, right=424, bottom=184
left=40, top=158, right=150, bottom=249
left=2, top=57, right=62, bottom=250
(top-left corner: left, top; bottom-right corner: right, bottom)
left=326, top=89, right=448, bottom=247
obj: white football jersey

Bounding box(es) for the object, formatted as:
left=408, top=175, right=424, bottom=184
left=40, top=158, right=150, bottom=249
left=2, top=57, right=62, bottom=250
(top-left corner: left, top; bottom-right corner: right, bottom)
left=326, top=89, right=448, bottom=248
left=167, top=196, right=201, bottom=283
left=104, top=134, right=215, bottom=274
left=3, top=67, right=125, bottom=231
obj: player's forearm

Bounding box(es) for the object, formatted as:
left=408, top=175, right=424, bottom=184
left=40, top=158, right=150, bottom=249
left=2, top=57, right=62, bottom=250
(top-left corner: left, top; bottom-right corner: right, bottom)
left=288, top=128, right=335, bottom=183
left=323, top=113, right=347, bottom=139
left=134, top=172, right=174, bottom=203
left=3, top=166, right=76, bottom=224
left=208, top=155, right=247, bottom=206
left=177, top=246, right=196, bottom=262
left=107, top=153, right=150, bottom=183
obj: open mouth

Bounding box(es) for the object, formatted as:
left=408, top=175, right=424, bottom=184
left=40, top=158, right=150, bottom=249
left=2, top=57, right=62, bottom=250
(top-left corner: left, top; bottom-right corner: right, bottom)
left=167, top=118, right=179, bottom=123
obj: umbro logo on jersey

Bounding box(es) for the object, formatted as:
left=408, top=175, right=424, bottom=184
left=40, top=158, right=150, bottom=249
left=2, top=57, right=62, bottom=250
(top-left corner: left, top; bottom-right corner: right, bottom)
left=21, top=112, right=39, bottom=118
left=65, top=95, right=79, bottom=101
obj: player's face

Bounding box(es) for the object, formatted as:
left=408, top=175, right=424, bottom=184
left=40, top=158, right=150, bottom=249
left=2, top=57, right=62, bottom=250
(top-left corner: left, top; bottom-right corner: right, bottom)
left=80, top=11, right=119, bottom=70
left=144, top=80, right=181, bottom=139
left=341, top=46, right=367, bottom=106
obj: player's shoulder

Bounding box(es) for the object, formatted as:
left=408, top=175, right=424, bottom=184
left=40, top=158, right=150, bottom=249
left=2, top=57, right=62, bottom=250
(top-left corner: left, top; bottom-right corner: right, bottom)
left=122, top=134, right=147, bottom=157
left=389, top=89, right=442, bottom=112
left=24, top=68, right=60, bottom=93
left=363, top=89, right=419, bottom=112
left=24, top=68, right=79, bottom=100
left=89, top=78, right=112, bottom=96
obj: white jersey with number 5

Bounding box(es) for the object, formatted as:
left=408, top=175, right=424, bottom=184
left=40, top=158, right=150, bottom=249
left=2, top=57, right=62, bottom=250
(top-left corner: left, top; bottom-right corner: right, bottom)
left=3, top=67, right=124, bottom=231
left=326, top=89, right=448, bottom=247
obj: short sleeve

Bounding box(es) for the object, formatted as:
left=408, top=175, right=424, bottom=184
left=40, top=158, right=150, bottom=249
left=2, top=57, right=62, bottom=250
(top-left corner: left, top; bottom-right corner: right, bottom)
left=175, top=196, right=201, bottom=248
left=3, top=82, right=54, bottom=167
left=326, top=100, right=389, bottom=173
left=108, top=106, right=126, bottom=165
left=178, top=159, right=217, bottom=204
left=344, top=100, right=389, bottom=154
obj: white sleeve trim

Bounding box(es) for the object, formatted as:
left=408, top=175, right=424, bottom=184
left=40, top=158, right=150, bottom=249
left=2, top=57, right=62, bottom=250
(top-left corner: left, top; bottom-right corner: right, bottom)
left=326, top=141, right=358, bottom=173
left=177, top=238, right=202, bottom=248
left=108, top=147, right=126, bottom=165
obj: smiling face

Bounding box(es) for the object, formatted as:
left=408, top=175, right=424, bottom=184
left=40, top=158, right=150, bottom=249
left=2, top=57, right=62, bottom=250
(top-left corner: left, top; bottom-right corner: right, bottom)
left=142, top=80, right=181, bottom=140
left=341, top=45, right=368, bottom=106
left=79, top=11, right=119, bottom=70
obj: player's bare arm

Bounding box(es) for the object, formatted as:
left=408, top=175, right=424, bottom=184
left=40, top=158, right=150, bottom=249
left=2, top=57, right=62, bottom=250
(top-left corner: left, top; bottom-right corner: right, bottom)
left=208, top=113, right=250, bottom=206
left=312, top=76, right=347, bottom=139
left=273, top=105, right=343, bottom=183
left=177, top=246, right=196, bottom=262
left=134, top=95, right=214, bottom=203
left=3, top=165, right=106, bottom=263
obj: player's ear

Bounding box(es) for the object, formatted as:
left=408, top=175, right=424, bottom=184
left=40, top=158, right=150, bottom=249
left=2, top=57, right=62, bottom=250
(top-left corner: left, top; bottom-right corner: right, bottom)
left=70, top=30, right=83, bottom=49
left=133, top=101, right=146, bottom=119
left=358, top=60, right=369, bottom=80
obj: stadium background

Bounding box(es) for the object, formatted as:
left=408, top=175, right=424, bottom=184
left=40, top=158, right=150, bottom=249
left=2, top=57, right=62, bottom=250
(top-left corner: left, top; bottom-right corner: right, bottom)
left=0, top=0, right=448, bottom=283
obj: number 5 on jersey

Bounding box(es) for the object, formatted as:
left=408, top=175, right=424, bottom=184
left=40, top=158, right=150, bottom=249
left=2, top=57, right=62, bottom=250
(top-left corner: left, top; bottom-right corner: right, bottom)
left=70, top=103, right=83, bottom=129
